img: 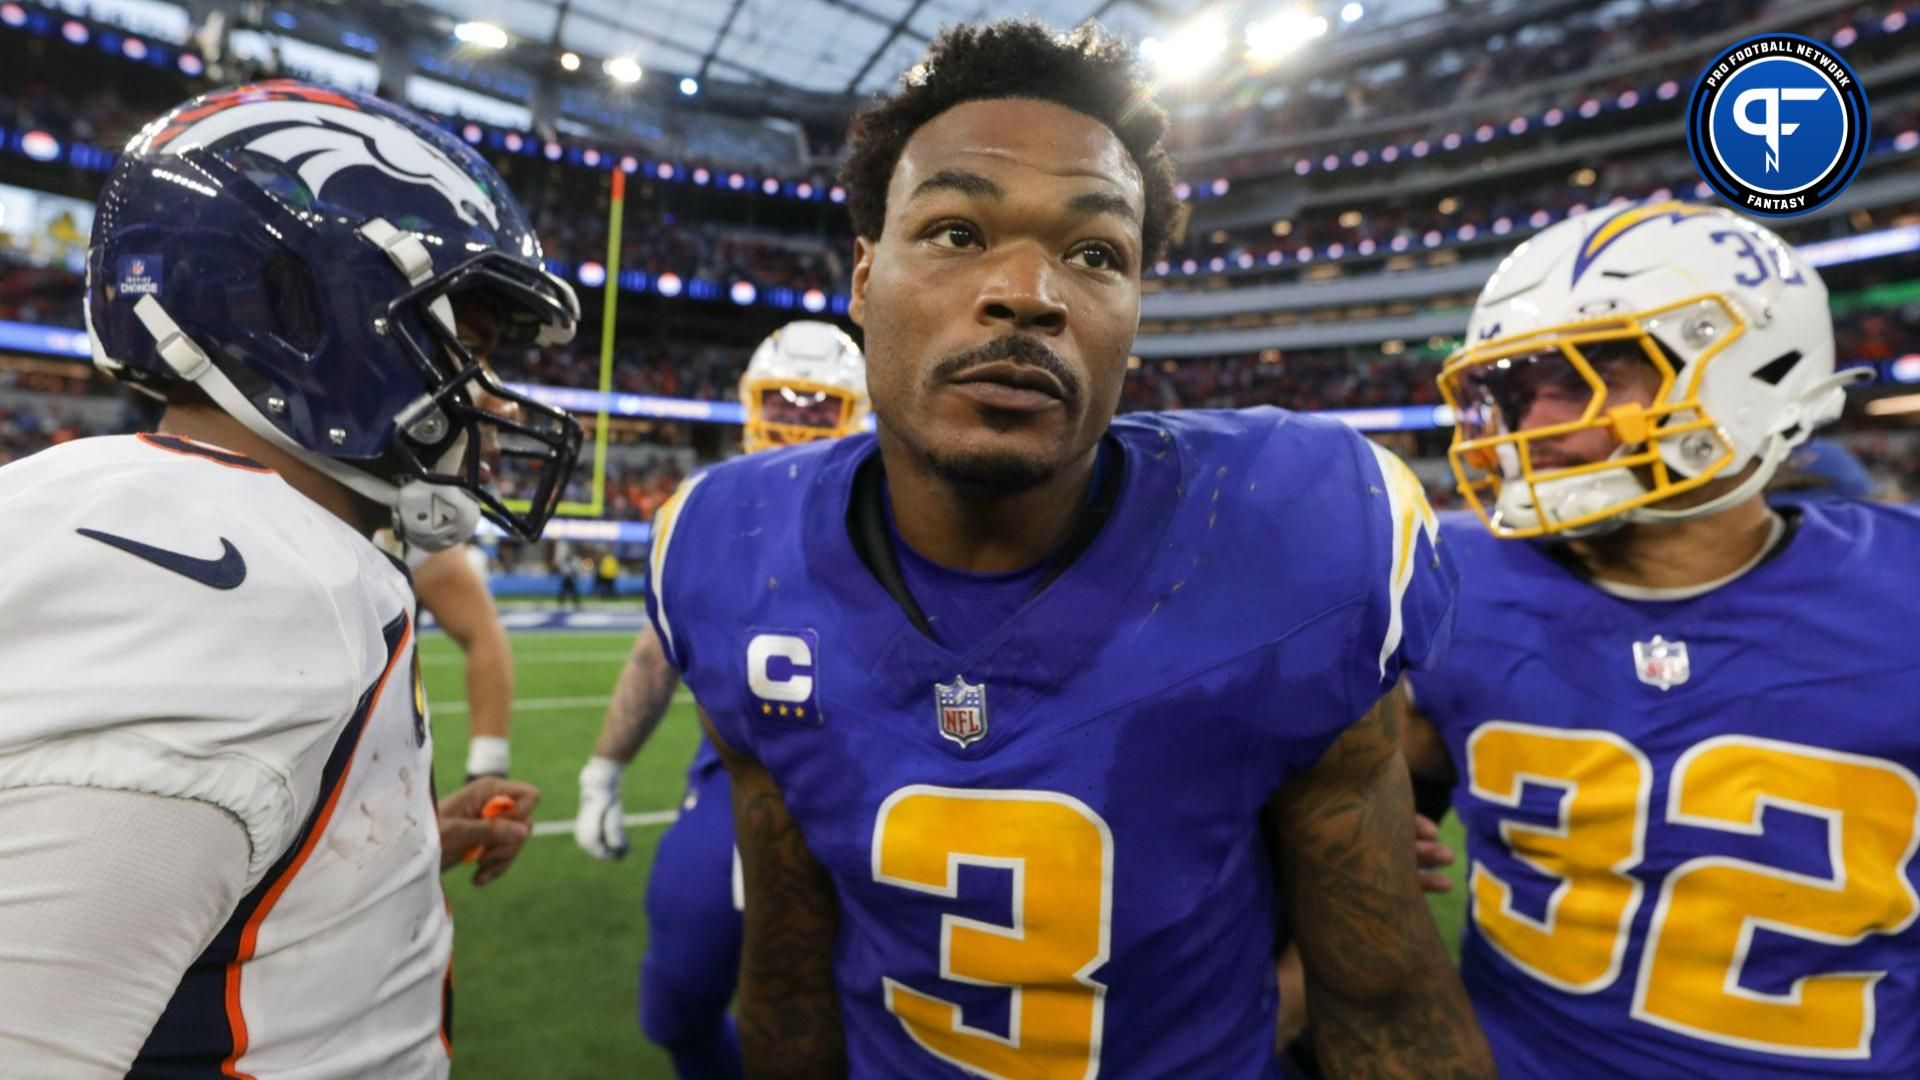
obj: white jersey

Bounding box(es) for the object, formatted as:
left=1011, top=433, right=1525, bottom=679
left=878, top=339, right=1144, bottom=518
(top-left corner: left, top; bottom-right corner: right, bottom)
left=373, top=527, right=435, bottom=571
left=0, top=434, right=451, bottom=1078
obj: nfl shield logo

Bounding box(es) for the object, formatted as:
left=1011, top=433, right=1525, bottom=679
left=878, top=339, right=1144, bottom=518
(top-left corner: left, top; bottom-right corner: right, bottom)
left=934, top=675, right=988, bottom=749
left=1632, top=635, right=1690, bottom=691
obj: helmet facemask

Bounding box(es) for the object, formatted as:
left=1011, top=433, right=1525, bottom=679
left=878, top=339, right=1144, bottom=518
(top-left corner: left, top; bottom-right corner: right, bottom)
left=740, top=377, right=866, bottom=452
left=1439, top=296, right=1746, bottom=539
left=381, top=253, right=584, bottom=542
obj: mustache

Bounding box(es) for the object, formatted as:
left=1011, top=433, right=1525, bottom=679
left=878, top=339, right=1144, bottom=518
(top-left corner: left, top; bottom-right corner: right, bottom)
left=929, top=335, right=1082, bottom=403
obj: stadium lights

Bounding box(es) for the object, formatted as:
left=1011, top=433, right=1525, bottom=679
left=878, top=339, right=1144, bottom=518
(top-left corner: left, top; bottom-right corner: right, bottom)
left=560, top=51, right=580, bottom=71
left=1865, top=393, right=1920, bottom=416
left=680, top=77, right=699, bottom=96
left=1142, top=12, right=1229, bottom=83
left=454, top=22, right=510, bottom=50
left=1341, top=3, right=1364, bottom=22
left=604, top=56, right=643, bottom=84
left=1245, top=11, right=1328, bottom=65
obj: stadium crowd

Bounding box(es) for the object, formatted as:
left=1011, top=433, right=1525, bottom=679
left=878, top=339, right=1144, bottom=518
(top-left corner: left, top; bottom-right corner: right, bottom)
left=1169, top=0, right=1915, bottom=171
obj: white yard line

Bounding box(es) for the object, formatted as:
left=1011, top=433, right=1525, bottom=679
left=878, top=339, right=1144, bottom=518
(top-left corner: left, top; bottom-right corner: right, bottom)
left=530, top=810, right=678, bottom=837
left=422, top=652, right=633, bottom=668
left=433, top=691, right=692, bottom=714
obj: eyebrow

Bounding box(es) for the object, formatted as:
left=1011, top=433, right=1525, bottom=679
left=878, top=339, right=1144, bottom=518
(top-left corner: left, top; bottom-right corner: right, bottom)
left=1067, top=191, right=1138, bottom=224
left=908, top=169, right=1004, bottom=203
left=907, top=168, right=1140, bottom=225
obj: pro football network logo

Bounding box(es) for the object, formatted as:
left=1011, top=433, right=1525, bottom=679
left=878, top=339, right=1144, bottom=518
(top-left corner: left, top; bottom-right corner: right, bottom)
left=934, top=675, right=988, bottom=749
left=1686, top=33, right=1868, bottom=217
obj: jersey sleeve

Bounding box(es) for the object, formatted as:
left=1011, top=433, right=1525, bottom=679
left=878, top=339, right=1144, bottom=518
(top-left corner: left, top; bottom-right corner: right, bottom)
left=643, top=472, right=755, bottom=754
left=1350, top=437, right=1458, bottom=715
left=644, top=472, right=705, bottom=675
left=0, top=786, right=251, bottom=1075
left=0, top=463, right=365, bottom=888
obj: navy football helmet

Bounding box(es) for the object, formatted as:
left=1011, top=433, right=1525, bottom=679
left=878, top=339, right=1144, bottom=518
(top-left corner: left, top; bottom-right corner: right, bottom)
left=86, top=81, right=583, bottom=548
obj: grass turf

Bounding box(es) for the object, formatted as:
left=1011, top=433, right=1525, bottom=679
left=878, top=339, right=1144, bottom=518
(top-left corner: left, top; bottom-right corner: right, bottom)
left=424, top=628, right=1471, bottom=1078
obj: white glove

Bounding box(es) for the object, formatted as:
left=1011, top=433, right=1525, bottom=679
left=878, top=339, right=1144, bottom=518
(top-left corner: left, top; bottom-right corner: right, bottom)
left=576, top=755, right=628, bottom=860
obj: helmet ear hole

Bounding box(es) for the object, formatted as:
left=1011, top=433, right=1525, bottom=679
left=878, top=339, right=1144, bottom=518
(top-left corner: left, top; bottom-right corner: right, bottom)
left=263, top=253, right=323, bottom=352
left=1751, top=350, right=1804, bottom=387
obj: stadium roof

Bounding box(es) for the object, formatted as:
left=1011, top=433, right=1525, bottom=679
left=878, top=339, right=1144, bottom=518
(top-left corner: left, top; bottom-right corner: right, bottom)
left=416, top=0, right=1209, bottom=98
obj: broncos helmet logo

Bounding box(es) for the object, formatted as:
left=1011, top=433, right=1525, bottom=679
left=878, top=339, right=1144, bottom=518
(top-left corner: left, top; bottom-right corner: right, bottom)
left=155, top=94, right=499, bottom=230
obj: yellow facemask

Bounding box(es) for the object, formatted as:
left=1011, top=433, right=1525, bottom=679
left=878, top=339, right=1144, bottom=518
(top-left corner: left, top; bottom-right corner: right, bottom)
left=739, top=376, right=867, bottom=454
left=1437, top=295, right=1748, bottom=538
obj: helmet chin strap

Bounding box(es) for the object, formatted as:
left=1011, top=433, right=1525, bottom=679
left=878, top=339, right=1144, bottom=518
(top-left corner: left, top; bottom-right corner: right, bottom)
left=130, top=294, right=480, bottom=551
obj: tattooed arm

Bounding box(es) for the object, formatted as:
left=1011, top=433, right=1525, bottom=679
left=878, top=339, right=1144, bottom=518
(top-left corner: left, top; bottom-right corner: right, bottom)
left=701, top=707, right=847, bottom=1079
left=575, top=625, right=683, bottom=860
left=1267, top=693, right=1494, bottom=1078
left=592, top=625, right=682, bottom=763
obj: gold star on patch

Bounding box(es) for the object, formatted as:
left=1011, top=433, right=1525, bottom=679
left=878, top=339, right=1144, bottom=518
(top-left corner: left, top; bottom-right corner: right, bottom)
left=794, top=706, right=806, bottom=719
left=778, top=705, right=789, bottom=717
left=761, top=703, right=772, bottom=715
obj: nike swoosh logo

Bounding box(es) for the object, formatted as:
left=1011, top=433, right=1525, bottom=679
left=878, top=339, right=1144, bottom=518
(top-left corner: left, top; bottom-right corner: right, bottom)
left=77, top=528, right=248, bottom=590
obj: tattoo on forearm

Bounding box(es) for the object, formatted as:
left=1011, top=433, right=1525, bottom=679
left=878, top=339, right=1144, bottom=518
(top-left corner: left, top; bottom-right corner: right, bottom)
left=1275, top=697, right=1494, bottom=1079
left=730, top=768, right=848, bottom=1078
left=595, top=631, right=680, bottom=761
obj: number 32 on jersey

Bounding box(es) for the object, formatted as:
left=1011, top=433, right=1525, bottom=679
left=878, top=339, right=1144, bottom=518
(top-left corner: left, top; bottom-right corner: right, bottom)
left=1466, top=723, right=1920, bottom=1059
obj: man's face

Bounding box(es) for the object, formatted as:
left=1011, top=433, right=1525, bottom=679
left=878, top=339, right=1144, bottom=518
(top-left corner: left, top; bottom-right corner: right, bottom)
left=451, top=298, right=522, bottom=484
left=1467, top=343, right=1665, bottom=470
left=850, top=98, right=1145, bottom=493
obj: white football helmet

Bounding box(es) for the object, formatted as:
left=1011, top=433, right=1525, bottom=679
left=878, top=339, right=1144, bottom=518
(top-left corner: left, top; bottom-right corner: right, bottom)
left=738, top=320, right=869, bottom=453
left=1437, top=201, right=1861, bottom=539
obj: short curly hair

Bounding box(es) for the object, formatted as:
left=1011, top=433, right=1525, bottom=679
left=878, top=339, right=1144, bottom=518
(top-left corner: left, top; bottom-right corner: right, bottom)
left=840, top=19, right=1186, bottom=264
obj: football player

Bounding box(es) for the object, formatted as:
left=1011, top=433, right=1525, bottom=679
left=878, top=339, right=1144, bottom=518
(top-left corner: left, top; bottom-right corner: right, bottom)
left=645, top=21, right=1493, bottom=1077
left=1402, top=202, right=1920, bottom=1076
left=576, top=319, right=868, bottom=1079
left=380, top=532, right=519, bottom=780
left=0, top=82, right=581, bottom=1076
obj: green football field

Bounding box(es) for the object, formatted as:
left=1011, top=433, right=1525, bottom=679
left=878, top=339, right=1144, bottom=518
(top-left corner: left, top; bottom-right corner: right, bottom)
left=423, top=627, right=1471, bottom=1079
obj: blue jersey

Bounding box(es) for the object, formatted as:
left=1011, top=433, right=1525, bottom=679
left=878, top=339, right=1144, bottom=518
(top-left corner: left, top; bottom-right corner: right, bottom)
left=647, top=408, right=1454, bottom=1078
left=1408, top=504, right=1920, bottom=1078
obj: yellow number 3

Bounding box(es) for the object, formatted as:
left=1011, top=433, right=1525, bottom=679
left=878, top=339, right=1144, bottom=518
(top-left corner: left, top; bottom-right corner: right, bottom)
left=872, top=786, right=1113, bottom=1080
left=1469, top=726, right=1920, bottom=1059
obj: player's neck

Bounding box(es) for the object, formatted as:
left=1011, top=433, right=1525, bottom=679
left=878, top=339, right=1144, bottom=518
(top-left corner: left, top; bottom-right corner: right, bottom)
left=879, top=437, right=1100, bottom=574
left=1565, top=494, right=1779, bottom=592
left=157, top=405, right=389, bottom=537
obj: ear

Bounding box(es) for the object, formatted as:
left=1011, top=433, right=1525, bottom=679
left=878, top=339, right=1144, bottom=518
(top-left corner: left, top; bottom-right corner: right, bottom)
left=849, top=235, right=876, bottom=328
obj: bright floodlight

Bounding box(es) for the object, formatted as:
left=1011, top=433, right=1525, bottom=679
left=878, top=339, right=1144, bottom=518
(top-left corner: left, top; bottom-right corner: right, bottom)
left=680, top=77, right=699, bottom=96
left=1341, top=3, right=1364, bottom=22
left=559, top=51, right=581, bottom=71
left=1246, top=11, right=1329, bottom=64
left=454, top=22, right=509, bottom=50
left=1146, top=13, right=1229, bottom=83
left=604, top=56, right=643, bottom=84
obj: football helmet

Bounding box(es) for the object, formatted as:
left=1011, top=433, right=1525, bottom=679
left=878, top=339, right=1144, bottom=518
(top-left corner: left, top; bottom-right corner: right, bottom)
left=1437, top=201, right=1861, bottom=539
left=86, top=81, right=583, bottom=549
left=738, top=320, right=868, bottom=453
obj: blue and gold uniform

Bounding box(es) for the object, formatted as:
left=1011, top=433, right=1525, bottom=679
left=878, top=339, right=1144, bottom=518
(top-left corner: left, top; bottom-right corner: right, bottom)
left=1410, top=505, right=1920, bottom=1077
left=646, top=408, right=1454, bottom=1077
